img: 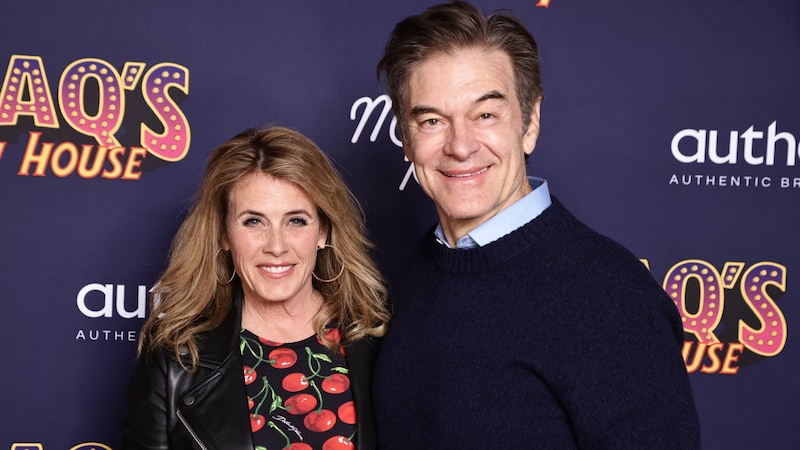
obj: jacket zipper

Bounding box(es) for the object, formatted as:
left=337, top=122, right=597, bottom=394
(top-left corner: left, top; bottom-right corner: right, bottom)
left=177, top=409, right=210, bottom=450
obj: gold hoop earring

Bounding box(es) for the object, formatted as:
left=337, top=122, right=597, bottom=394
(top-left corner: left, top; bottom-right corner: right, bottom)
left=313, top=244, right=345, bottom=283
left=215, top=248, right=236, bottom=285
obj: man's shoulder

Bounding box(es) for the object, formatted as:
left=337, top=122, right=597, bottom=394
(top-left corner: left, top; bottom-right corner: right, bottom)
left=531, top=199, right=659, bottom=290
left=542, top=198, right=639, bottom=256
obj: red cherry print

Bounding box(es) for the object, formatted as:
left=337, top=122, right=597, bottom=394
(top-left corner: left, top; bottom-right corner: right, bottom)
left=259, top=336, right=284, bottom=347
left=285, top=444, right=312, bottom=450
left=321, top=327, right=341, bottom=344
left=250, top=413, right=266, bottom=432
left=321, top=373, right=350, bottom=394
left=304, top=409, right=337, bottom=432
left=323, top=436, right=353, bottom=450
left=327, top=327, right=341, bottom=341
left=284, top=393, right=317, bottom=415
left=282, top=372, right=310, bottom=392
left=318, top=328, right=346, bottom=355
left=337, top=401, right=356, bottom=424
left=247, top=396, right=255, bottom=410
left=269, top=347, right=298, bottom=369
left=243, top=366, right=257, bottom=385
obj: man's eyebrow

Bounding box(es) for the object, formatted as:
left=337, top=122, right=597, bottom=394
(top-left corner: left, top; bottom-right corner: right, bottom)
left=409, top=90, right=508, bottom=117
left=477, top=90, right=507, bottom=103
left=410, top=105, right=440, bottom=117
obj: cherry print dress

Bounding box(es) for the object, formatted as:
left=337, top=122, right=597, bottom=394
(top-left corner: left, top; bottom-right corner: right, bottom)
left=240, top=327, right=357, bottom=450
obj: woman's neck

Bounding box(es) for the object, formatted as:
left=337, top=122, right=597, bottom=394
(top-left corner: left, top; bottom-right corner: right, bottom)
left=241, top=289, right=324, bottom=343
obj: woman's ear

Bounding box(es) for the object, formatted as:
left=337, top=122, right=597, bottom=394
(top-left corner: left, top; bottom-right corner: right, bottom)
left=317, top=229, right=328, bottom=250
left=221, top=232, right=231, bottom=252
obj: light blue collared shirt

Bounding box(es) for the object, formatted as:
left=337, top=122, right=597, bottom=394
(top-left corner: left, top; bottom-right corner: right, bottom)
left=434, top=176, right=551, bottom=249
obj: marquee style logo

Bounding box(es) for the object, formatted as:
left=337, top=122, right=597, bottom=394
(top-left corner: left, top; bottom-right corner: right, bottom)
left=647, top=259, right=789, bottom=375
left=10, top=444, right=111, bottom=450
left=0, top=54, right=191, bottom=180
left=669, top=122, right=800, bottom=190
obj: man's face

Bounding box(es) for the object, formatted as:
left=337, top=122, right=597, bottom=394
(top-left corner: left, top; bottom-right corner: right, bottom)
left=403, top=47, right=541, bottom=245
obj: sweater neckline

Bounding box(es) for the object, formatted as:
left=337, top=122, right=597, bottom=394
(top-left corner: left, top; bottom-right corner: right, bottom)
left=428, top=198, right=567, bottom=274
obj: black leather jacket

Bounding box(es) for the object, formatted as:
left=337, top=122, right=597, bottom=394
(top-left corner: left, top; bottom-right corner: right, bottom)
left=122, top=292, right=380, bottom=450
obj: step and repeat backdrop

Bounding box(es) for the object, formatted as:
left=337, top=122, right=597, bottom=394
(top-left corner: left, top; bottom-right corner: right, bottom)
left=1, top=1, right=797, bottom=448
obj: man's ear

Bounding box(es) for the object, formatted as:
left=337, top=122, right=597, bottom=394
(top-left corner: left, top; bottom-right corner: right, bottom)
left=403, top=146, right=414, bottom=163
left=523, top=97, right=543, bottom=156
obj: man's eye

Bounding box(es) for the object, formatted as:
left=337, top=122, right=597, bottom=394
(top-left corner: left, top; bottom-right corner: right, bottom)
left=418, top=118, right=440, bottom=129
left=414, top=116, right=444, bottom=134
left=479, top=113, right=494, bottom=120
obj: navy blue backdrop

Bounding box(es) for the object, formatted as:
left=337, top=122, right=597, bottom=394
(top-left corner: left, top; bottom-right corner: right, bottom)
left=1, top=1, right=798, bottom=449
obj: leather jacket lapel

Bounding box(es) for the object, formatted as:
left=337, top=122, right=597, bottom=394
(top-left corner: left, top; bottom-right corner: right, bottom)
left=172, top=289, right=254, bottom=450
left=175, top=351, right=254, bottom=450
left=346, top=336, right=381, bottom=450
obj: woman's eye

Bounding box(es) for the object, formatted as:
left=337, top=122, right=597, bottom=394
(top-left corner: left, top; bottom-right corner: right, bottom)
left=243, top=218, right=261, bottom=226
left=289, top=217, right=308, bottom=226
left=479, top=113, right=494, bottom=120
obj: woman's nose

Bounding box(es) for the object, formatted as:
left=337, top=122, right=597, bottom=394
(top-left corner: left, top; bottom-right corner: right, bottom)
left=263, top=227, right=288, bottom=255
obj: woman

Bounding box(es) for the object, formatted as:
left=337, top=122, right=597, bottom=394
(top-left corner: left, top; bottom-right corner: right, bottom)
left=123, top=126, right=390, bottom=450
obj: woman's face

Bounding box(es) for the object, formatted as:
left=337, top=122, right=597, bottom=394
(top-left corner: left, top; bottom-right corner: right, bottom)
left=223, top=172, right=327, bottom=307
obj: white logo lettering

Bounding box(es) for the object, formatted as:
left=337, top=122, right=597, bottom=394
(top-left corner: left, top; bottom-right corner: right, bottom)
left=350, top=95, right=399, bottom=145
left=350, top=95, right=418, bottom=190
left=671, top=121, right=799, bottom=166
left=76, top=283, right=147, bottom=318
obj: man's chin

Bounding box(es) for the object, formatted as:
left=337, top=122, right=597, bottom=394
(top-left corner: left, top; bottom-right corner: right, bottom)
left=439, top=207, right=487, bottom=225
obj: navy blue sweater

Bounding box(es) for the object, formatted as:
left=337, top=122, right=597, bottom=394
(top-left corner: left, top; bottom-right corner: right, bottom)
left=373, top=199, right=700, bottom=449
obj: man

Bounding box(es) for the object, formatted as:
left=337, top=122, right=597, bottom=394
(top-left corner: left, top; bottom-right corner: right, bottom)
left=371, top=2, right=701, bottom=448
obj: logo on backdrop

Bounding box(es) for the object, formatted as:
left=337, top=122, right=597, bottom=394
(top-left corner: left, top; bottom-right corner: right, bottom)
left=0, top=54, right=191, bottom=180
left=350, top=94, right=417, bottom=190
left=10, top=443, right=111, bottom=450
left=646, top=259, right=789, bottom=375
left=74, top=282, right=148, bottom=343
left=669, top=122, right=800, bottom=190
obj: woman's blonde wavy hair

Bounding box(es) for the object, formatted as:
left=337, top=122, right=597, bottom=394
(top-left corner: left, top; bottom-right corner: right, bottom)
left=138, top=125, right=390, bottom=372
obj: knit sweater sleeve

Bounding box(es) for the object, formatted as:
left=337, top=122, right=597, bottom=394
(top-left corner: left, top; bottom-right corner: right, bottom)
left=553, top=245, right=700, bottom=448
left=516, top=201, right=701, bottom=448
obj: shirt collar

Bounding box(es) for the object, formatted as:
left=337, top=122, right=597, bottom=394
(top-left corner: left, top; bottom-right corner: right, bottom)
left=435, top=176, right=551, bottom=249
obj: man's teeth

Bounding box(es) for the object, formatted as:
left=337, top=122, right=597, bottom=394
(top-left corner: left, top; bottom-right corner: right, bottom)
left=446, top=167, right=488, bottom=178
